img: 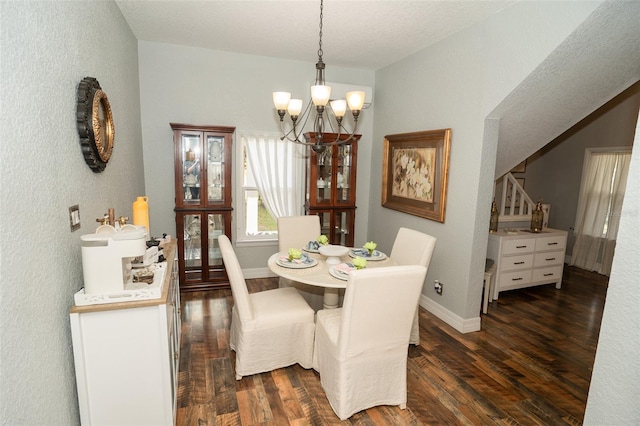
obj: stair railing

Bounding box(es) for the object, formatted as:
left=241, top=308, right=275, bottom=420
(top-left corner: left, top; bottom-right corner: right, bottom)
left=499, top=173, right=535, bottom=222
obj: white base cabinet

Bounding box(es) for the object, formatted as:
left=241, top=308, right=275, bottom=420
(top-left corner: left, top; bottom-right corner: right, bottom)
left=70, top=242, right=180, bottom=425
left=487, top=228, right=567, bottom=300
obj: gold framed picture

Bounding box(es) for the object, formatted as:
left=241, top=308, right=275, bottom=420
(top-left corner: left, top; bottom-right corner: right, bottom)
left=382, top=129, right=451, bottom=222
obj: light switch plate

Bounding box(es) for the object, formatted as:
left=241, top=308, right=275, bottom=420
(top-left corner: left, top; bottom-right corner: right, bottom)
left=69, top=205, right=81, bottom=232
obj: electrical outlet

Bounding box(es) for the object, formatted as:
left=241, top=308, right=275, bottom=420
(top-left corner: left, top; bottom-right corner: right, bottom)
left=434, top=279, right=443, bottom=295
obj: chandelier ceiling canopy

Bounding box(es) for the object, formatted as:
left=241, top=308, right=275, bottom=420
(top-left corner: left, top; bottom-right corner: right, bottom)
left=272, top=0, right=365, bottom=153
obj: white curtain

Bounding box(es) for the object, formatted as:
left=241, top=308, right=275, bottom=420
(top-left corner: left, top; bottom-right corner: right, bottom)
left=244, top=134, right=306, bottom=218
left=570, top=151, right=631, bottom=275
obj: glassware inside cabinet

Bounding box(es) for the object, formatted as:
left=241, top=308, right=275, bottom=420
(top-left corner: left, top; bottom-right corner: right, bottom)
left=183, top=214, right=202, bottom=268
left=336, top=144, right=352, bottom=203
left=207, top=213, right=224, bottom=267
left=315, top=150, right=332, bottom=203
left=182, top=133, right=201, bottom=203
left=207, top=135, right=224, bottom=202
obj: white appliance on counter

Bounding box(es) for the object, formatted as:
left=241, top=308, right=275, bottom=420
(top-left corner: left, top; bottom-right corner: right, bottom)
left=80, top=225, right=146, bottom=294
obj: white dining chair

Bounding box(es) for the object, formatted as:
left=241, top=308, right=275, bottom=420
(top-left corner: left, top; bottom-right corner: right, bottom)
left=312, top=265, right=428, bottom=420
left=218, top=235, right=316, bottom=380
left=390, top=227, right=437, bottom=345
left=277, top=215, right=325, bottom=310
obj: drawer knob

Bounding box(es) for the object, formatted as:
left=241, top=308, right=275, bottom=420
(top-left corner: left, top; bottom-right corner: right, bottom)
left=548, top=242, right=558, bottom=245
left=543, top=273, right=554, bottom=277
left=516, top=245, right=527, bottom=249
left=512, top=277, right=523, bottom=281
left=545, top=257, right=556, bottom=261
left=514, top=261, right=525, bottom=265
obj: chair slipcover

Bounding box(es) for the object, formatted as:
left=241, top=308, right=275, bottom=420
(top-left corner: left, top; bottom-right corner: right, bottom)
left=312, top=265, right=428, bottom=420
left=390, top=227, right=437, bottom=345
left=219, top=235, right=316, bottom=380
left=277, top=215, right=325, bottom=310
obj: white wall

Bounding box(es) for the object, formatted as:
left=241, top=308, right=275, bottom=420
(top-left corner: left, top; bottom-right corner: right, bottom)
left=370, top=1, right=601, bottom=325
left=584, top=108, right=640, bottom=424
left=0, top=2, right=144, bottom=424
left=518, top=83, right=640, bottom=254
left=137, top=42, right=375, bottom=268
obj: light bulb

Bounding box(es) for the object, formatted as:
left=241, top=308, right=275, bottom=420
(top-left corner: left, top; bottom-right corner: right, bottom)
left=311, top=85, right=331, bottom=106
left=330, top=100, right=347, bottom=118
left=346, top=91, right=365, bottom=111
left=273, top=92, right=291, bottom=110
left=287, top=99, right=303, bottom=117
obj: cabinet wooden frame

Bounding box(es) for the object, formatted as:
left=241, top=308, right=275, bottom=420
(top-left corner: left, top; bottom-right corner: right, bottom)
left=304, top=132, right=359, bottom=208
left=304, top=132, right=360, bottom=246
left=171, top=123, right=235, bottom=291
left=382, top=129, right=451, bottom=223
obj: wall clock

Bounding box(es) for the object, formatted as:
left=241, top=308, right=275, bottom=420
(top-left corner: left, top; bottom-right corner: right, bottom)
left=76, top=77, right=114, bottom=172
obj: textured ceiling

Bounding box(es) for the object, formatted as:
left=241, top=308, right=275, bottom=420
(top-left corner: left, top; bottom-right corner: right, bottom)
left=490, top=0, right=640, bottom=177
left=116, top=1, right=640, bottom=175
left=115, top=0, right=516, bottom=70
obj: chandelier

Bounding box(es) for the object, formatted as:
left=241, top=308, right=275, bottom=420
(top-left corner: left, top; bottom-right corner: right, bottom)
left=272, top=0, right=365, bottom=154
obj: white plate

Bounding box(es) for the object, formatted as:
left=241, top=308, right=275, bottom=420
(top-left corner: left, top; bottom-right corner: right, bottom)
left=303, top=241, right=321, bottom=253
left=329, top=263, right=357, bottom=280
left=348, top=249, right=387, bottom=261
left=276, top=253, right=318, bottom=269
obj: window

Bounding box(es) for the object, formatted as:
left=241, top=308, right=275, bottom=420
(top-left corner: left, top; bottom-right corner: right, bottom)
left=235, top=132, right=306, bottom=244
left=570, top=148, right=631, bottom=275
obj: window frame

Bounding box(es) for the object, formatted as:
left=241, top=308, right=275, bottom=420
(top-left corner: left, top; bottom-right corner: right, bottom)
left=234, top=132, right=280, bottom=246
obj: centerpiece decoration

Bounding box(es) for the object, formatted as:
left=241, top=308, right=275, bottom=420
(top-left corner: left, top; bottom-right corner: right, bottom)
left=317, top=235, right=329, bottom=246
left=363, top=241, right=377, bottom=256
left=319, top=244, right=350, bottom=265
left=288, top=248, right=302, bottom=262
left=352, top=257, right=367, bottom=270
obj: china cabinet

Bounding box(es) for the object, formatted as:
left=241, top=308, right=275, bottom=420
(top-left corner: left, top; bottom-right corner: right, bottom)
left=171, top=123, right=234, bottom=290
left=70, top=242, right=181, bottom=425
left=304, top=132, right=359, bottom=246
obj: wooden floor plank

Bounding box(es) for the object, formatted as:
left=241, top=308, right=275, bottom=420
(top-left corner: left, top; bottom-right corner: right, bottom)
left=176, top=266, right=607, bottom=424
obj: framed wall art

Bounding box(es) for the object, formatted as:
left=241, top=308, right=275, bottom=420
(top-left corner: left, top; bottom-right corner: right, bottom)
left=382, top=129, right=451, bottom=222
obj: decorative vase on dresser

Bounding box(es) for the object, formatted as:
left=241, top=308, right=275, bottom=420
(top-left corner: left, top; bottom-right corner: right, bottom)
left=171, top=123, right=235, bottom=290
left=304, top=132, right=360, bottom=247
left=487, top=228, right=568, bottom=300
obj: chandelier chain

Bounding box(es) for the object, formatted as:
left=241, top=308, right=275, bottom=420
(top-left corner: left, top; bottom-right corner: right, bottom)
left=317, top=0, right=324, bottom=60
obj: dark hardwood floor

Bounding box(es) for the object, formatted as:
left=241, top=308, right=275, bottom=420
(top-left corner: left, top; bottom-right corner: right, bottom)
left=176, top=265, right=608, bottom=425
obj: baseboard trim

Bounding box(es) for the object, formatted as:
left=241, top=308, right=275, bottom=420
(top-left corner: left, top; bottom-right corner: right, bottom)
left=242, top=267, right=276, bottom=279
left=419, top=294, right=481, bottom=333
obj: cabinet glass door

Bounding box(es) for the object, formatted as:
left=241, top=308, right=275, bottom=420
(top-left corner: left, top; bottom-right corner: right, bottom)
left=317, top=211, right=331, bottom=237
left=336, top=144, right=353, bottom=204
left=207, top=135, right=225, bottom=203
left=181, top=132, right=202, bottom=205
left=182, top=213, right=203, bottom=281
left=207, top=213, right=225, bottom=269
left=331, top=210, right=353, bottom=246
left=314, top=150, right=333, bottom=204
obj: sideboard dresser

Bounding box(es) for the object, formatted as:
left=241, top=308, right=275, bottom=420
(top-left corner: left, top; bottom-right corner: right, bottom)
left=487, top=228, right=568, bottom=300
left=70, top=241, right=180, bottom=425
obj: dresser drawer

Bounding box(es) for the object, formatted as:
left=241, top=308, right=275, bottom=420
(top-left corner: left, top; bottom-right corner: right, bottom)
left=502, top=238, right=535, bottom=255
left=497, top=269, right=532, bottom=289
left=533, top=250, right=564, bottom=267
left=501, top=254, right=534, bottom=271
left=532, top=265, right=564, bottom=283
left=535, top=235, right=566, bottom=252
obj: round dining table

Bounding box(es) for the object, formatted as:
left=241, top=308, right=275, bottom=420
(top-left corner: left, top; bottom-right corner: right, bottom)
left=267, top=249, right=397, bottom=309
